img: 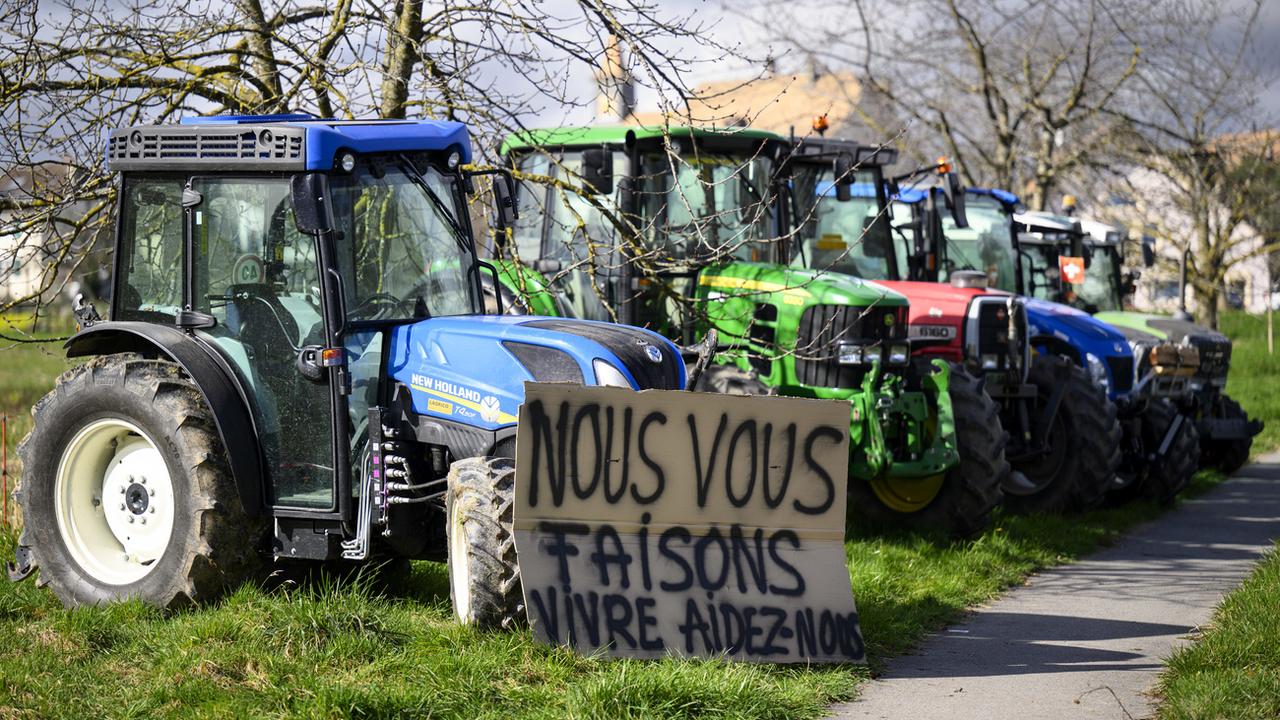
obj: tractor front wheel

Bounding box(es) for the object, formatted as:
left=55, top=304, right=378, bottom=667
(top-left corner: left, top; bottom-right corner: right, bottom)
left=850, top=365, right=1006, bottom=537
left=16, top=354, right=261, bottom=608
left=445, top=456, right=524, bottom=628
left=1201, top=395, right=1253, bottom=474
left=1007, top=356, right=1120, bottom=514
left=1108, top=399, right=1199, bottom=505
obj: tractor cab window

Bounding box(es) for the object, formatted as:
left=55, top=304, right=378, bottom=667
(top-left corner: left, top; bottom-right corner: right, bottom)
left=638, top=150, right=775, bottom=265
left=509, top=149, right=622, bottom=322
left=789, top=165, right=896, bottom=279
left=940, top=194, right=1018, bottom=292
left=189, top=175, right=335, bottom=509
left=1018, top=239, right=1064, bottom=302
left=1076, top=244, right=1124, bottom=312
left=329, top=162, right=477, bottom=322
left=116, top=177, right=186, bottom=321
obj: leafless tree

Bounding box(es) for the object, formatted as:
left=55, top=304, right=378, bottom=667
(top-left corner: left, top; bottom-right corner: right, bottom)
left=751, top=0, right=1143, bottom=210
left=0, top=0, right=748, bottom=326
left=1099, top=0, right=1278, bottom=328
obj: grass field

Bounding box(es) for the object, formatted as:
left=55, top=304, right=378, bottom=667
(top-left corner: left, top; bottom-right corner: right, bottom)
left=0, top=311, right=1272, bottom=719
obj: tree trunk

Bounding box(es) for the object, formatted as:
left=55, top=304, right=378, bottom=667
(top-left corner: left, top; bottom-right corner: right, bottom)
left=379, top=0, right=424, bottom=119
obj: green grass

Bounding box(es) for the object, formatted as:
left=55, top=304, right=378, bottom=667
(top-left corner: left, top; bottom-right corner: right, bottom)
left=0, top=310, right=1272, bottom=718
left=1217, top=312, right=1280, bottom=455
left=1157, top=543, right=1280, bottom=720
left=0, top=311, right=74, bottom=527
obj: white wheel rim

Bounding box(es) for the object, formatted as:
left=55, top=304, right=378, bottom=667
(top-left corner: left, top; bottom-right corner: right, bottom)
left=54, top=418, right=176, bottom=585
left=448, top=497, right=473, bottom=622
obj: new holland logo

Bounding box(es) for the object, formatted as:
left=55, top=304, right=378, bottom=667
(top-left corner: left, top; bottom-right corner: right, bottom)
left=644, top=344, right=663, bottom=363
left=479, top=396, right=502, bottom=423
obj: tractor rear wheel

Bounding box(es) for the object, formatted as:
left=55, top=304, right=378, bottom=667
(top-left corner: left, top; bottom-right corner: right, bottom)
left=445, top=456, right=524, bottom=629
left=693, top=363, right=773, bottom=395
left=16, top=354, right=262, bottom=608
left=1108, top=399, right=1200, bottom=505
left=850, top=365, right=1006, bottom=537
left=1007, top=356, right=1120, bottom=514
left=1201, top=395, right=1252, bottom=474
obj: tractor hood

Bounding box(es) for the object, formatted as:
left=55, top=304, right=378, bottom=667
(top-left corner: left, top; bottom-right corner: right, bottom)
left=1095, top=311, right=1232, bottom=380
left=1026, top=298, right=1129, bottom=349
left=387, top=315, right=685, bottom=430
left=698, top=262, right=909, bottom=309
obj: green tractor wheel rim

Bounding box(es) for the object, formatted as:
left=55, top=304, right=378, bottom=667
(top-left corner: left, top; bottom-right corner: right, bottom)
left=54, top=418, right=176, bottom=585
left=869, top=473, right=946, bottom=513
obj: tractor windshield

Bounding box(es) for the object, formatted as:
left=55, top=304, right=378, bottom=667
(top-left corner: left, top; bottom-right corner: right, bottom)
left=789, top=164, right=900, bottom=279
left=939, top=194, right=1019, bottom=292
left=1076, top=244, right=1125, bottom=312
left=329, top=162, right=477, bottom=322
left=638, top=151, right=775, bottom=263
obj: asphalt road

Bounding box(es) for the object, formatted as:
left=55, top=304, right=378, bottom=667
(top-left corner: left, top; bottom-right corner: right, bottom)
left=829, top=451, right=1280, bottom=720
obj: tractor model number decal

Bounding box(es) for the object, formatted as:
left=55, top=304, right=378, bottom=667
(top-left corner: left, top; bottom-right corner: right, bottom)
left=909, top=324, right=956, bottom=340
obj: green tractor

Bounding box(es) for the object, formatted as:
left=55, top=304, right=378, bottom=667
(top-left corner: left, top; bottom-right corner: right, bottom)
left=7, top=115, right=688, bottom=620
left=491, top=125, right=1007, bottom=536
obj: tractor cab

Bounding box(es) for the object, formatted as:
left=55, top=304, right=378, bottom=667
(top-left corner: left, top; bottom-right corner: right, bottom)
left=498, top=125, right=785, bottom=337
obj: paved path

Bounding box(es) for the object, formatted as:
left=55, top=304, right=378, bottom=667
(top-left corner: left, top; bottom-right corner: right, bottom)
left=830, top=452, right=1280, bottom=720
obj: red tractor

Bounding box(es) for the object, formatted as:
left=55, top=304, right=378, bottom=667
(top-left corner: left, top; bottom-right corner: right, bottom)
left=782, top=139, right=1119, bottom=513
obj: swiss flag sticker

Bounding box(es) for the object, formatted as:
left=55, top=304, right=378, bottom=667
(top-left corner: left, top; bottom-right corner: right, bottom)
left=1059, top=256, right=1086, bottom=284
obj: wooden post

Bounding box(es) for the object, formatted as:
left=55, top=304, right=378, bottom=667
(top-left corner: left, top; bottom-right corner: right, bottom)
left=2, top=414, right=7, bottom=527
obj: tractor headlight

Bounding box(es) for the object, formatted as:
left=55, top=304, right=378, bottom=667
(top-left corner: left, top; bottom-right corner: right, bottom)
left=1085, top=352, right=1111, bottom=393
left=592, top=359, right=634, bottom=389
left=980, top=354, right=999, bottom=370
left=338, top=152, right=356, bottom=173
left=837, top=342, right=864, bottom=365
left=887, top=344, right=910, bottom=365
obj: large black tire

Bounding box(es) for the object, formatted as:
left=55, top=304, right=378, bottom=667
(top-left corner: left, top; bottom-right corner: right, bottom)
left=16, top=354, right=262, bottom=608
left=445, top=456, right=523, bottom=629
left=847, top=365, right=1006, bottom=537
left=1108, top=399, right=1200, bottom=505
left=693, top=363, right=774, bottom=395
left=1007, top=356, right=1120, bottom=514
left=1201, top=395, right=1253, bottom=474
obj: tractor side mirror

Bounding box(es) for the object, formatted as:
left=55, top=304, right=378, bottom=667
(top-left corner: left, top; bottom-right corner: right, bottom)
left=492, top=172, right=518, bottom=233
left=833, top=154, right=856, bottom=202
left=1141, top=237, right=1155, bottom=267
left=581, top=148, right=614, bottom=195
left=943, top=172, right=968, bottom=229
left=861, top=216, right=892, bottom=258
left=291, top=173, right=333, bottom=234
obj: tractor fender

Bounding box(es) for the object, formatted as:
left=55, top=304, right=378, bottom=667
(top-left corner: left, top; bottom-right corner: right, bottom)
left=64, top=321, right=264, bottom=517
left=1030, top=334, right=1081, bottom=365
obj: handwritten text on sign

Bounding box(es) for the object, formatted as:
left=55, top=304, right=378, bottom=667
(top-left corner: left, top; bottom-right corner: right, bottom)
left=513, top=384, right=864, bottom=663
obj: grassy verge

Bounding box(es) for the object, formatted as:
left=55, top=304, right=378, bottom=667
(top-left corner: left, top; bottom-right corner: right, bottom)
left=1157, top=544, right=1280, bottom=720
left=1150, top=312, right=1280, bottom=719
left=0, top=311, right=1269, bottom=718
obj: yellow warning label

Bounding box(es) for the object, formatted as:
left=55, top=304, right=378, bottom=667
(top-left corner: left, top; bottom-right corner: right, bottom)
left=427, top=398, right=454, bottom=415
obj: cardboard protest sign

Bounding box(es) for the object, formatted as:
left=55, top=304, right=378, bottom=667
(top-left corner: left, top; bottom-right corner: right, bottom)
left=513, top=384, right=863, bottom=664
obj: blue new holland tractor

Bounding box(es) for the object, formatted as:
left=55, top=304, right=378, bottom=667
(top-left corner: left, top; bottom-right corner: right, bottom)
left=8, top=115, right=685, bottom=626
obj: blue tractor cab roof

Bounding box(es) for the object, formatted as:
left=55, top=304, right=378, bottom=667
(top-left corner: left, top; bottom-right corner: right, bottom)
left=108, top=113, right=471, bottom=172
left=965, top=187, right=1020, bottom=207
left=816, top=180, right=926, bottom=203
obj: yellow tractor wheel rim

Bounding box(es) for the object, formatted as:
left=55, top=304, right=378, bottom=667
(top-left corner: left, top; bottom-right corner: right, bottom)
left=869, top=399, right=947, bottom=513
left=869, top=473, right=947, bottom=513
